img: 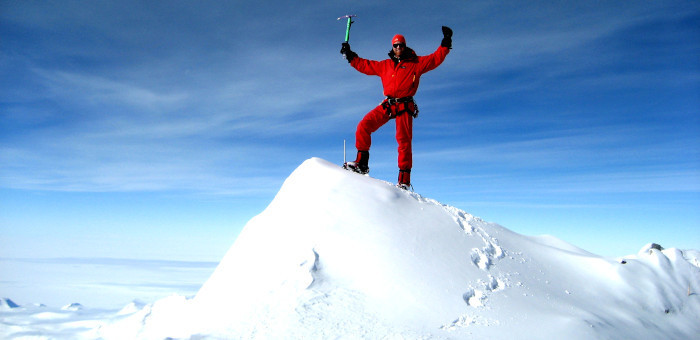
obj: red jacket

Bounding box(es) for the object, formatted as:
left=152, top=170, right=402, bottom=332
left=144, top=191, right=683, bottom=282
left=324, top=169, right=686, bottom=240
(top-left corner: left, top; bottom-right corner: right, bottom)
left=350, top=46, right=450, bottom=98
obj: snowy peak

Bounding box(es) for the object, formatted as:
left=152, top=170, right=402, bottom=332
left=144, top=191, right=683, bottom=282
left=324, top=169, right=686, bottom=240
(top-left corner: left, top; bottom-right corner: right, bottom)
left=192, top=157, right=514, bottom=332
left=61, top=302, right=83, bottom=311
left=102, top=158, right=700, bottom=339
left=1, top=298, right=20, bottom=310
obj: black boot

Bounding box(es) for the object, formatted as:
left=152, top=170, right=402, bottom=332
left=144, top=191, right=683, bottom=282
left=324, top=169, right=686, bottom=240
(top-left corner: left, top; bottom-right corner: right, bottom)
left=344, top=150, right=369, bottom=174
left=397, top=169, right=411, bottom=190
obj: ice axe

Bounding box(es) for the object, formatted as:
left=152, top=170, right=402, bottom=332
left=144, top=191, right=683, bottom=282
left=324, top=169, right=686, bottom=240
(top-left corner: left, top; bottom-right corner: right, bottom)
left=337, top=14, right=357, bottom=43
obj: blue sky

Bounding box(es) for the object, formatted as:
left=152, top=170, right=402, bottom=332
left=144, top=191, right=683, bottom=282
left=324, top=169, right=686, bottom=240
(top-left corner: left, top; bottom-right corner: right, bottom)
left=1, top=1, right=698, bottom=261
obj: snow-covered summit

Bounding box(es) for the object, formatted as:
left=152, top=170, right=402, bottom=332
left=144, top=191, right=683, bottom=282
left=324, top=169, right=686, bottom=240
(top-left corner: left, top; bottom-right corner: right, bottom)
left=99, top=157, right=698, bottom=339
left=0, top=298, right=20, bottom=310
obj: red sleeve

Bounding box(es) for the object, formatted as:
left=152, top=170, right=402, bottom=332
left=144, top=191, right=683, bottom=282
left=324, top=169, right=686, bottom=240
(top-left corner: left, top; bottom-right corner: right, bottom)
left=350, top=57, right=384, bottom=76
left=418, top=46, right=450, bottom=74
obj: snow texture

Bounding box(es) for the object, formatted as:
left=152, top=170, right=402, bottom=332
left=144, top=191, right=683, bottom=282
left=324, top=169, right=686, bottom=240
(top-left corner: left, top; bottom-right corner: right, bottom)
left=2, top=158, right=699, bottom=339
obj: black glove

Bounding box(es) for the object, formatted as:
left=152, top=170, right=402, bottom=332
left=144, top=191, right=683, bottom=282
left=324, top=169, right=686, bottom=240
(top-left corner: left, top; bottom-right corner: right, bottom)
left=340, top=42, right=357, bottom=62
left=340, top=42, right=351, bottom=54
left=441, top=26, right=453, bottom=49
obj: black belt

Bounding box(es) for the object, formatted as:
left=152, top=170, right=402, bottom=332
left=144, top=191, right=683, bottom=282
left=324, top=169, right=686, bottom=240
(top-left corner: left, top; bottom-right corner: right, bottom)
left=385, top=96, right=414, bottom=105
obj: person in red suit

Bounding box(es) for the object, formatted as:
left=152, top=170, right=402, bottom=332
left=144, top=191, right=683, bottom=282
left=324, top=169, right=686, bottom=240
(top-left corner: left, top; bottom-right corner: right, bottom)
left=341, top=26, right=452, bottom=189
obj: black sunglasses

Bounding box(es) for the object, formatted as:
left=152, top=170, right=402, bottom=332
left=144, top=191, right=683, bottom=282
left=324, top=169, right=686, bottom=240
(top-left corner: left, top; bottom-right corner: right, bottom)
left=393, top=43, right=405, bottom=48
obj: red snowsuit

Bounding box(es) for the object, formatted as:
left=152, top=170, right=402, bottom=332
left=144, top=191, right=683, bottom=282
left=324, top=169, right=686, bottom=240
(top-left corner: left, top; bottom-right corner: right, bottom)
left=350, top=46, right=450, bottom=170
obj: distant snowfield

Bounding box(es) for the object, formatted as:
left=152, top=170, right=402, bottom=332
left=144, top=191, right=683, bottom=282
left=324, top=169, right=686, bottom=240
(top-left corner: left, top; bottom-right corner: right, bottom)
left=0, top=257, right=217, bottom=309
left=2, top=158, right=699, bottom=339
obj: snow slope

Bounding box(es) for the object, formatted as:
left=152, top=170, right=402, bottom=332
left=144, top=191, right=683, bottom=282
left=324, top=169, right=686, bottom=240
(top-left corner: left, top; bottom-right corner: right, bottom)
left=3, top=157, right=699, bottom=339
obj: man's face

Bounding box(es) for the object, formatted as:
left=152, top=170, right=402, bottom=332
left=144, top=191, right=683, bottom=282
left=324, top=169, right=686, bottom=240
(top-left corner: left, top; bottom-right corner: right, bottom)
left=393, top=43, right=405, bottom=57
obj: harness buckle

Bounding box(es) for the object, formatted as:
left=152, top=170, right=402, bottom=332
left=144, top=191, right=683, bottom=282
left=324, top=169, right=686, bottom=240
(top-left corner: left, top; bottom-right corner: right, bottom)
left=383, top=96, right=418, bottom=119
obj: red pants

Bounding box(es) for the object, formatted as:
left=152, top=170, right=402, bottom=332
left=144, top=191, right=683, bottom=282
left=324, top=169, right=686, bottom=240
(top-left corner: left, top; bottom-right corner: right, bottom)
left=355, top=103, right=414, bottom=170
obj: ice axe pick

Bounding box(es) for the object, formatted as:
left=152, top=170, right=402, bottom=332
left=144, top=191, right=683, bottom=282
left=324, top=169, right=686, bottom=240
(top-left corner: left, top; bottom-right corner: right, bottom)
left=337, top=14, right=357, bottom=43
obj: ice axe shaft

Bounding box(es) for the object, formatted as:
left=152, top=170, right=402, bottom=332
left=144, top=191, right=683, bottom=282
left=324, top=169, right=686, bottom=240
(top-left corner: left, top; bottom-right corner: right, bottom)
left=337, top=14, right=357, bottom=42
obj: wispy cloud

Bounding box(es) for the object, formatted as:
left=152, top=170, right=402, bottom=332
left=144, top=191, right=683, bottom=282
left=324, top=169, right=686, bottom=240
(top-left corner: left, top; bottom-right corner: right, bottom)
left=35, top=69, right=190, bottom=110
left=417, top=121, right=699, bottom=197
